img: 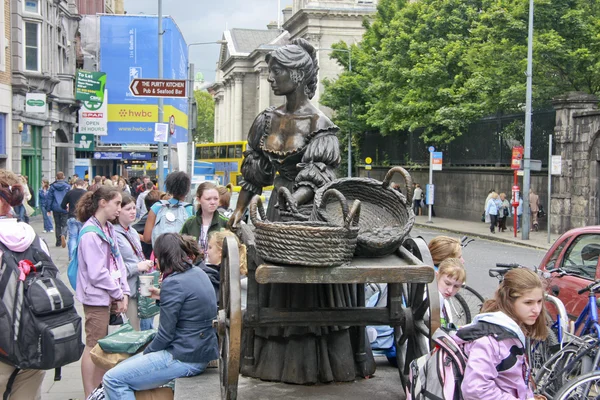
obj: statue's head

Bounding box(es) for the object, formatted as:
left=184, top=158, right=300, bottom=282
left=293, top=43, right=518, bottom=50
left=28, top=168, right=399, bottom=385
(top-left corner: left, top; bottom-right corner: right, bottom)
left=265, top=38, right=319, bottom=99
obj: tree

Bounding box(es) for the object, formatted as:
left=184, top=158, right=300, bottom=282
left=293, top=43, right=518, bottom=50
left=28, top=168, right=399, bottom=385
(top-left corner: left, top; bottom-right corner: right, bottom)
left=322, top=0, right=600, bottom=145
left=194, top=90, right=214, bottom=143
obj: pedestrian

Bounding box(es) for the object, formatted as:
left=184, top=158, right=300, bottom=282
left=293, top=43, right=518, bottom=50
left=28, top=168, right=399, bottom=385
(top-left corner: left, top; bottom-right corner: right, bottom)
left=437, top=258, right=466, bottom=329
left=143, top=172, right=194, bottom=246
left=529, top=188, right=540, bottom=231
left=497, top=192, right=511, bottom=232
left=113, top=193, right=154, bottom=331
left=0, top=170, right=49, bottom=400
left=485, top=192, right=500, bottom=233
left=180, top=182, right=228, bottom=259
left=89, top=175, right=102, bottom=192
left=61, top=179, right=87, bottom=259
left=132, top=189, right=161, bottom=260
left=135, top=181, right=154, bottom=218
left=74, top=186, right=130, bottom=398
left=39, top=178, right=54, bottom=233
left=427, top=235, right=463, bottom=267
left=47, top=171, right=70, bottom=247
left=413, top=183, right=423, bottom=216
left=457, top=268, right=547, bottom=399
left=102, top=233, right=219, bottom=400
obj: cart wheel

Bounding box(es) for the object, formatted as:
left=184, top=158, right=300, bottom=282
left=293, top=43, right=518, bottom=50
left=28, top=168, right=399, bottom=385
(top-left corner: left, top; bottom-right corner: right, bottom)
left=396, top=237, right=440, bottom=378
left=218, top=236, right=242, bottom=400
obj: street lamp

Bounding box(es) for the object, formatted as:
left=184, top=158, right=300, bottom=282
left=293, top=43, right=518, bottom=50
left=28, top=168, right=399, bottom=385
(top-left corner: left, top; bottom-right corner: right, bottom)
left=186, top=40, right=227, bottom=176
left=318, top=47, right=352, bottom=178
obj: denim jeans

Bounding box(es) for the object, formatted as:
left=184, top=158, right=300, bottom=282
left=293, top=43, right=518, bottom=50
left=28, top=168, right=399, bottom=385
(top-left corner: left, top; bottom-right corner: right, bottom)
left=41, top=207, right=53, bottom=232
left=103, top=350, right=207, bottom=400
left=67, top=217, right=83, bottom=259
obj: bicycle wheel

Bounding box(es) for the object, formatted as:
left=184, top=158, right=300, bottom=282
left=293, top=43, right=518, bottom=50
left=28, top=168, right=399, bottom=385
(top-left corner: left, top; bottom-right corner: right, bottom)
left=459, top=285, right=484, bottom=320
left=554, top=370, right=600, bottom=400
left=447, top=293, right=471, bottom=326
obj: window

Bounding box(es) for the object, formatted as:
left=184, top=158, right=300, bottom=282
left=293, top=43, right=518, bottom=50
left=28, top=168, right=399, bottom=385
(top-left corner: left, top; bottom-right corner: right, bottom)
left=24, top=0, right=39, bottom=13
left=561, top=234, right=600, bottom=279
left=24, top=22, right=40, bottom=71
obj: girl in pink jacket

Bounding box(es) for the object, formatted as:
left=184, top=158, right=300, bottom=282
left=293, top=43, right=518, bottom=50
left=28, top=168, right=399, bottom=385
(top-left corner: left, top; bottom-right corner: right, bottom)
left=457, top=268, right=547, bottom=400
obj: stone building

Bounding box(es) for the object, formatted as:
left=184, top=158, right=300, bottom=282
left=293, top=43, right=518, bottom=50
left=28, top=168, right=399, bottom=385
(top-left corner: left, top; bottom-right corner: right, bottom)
left=211, top=0, right=378, bottom=142
left=551, top=92, right=600, bottom=231
left=11, top=0, right=80, bottom=192
left=0, top=0, right=11, bottom=171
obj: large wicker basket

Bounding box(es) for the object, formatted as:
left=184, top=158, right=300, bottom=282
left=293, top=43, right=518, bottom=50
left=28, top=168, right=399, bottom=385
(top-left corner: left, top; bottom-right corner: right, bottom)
left=312, top=166, right=415, bottom=257
left=250, top=188, right=360, bottom=267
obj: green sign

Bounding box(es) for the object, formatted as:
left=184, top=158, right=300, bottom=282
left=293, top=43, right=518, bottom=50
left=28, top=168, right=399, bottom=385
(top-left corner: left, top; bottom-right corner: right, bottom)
left=76, top=70, right=106, bottom=103
left=74, top=134, right=95, bottom=150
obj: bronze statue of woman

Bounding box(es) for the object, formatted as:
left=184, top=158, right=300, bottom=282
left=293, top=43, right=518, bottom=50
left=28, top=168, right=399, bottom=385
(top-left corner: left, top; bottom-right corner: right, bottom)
left=229, top=38, right=375, bottom=384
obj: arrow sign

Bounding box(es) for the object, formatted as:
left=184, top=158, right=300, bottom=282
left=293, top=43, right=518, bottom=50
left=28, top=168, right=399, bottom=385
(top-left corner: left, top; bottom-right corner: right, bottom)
left=129, top=79, right=187, bottom=98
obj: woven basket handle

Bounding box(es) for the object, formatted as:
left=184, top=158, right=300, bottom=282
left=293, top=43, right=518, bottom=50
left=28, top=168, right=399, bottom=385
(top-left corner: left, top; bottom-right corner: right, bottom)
left=277, top=187, right=298, bottom=214
left=383, top=166, right=414, bottom=200
left=319, top=189, right=354, bottom=228
left=249, top=195, right=268, bottom=225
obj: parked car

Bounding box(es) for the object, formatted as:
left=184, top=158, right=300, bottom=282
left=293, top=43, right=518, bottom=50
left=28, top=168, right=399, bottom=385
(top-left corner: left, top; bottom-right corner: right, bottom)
left=539, top=226, right=600, bottom=318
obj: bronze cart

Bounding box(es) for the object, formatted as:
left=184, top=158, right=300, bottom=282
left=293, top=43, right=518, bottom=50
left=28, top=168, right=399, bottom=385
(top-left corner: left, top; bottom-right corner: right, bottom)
left=215, top=226, right=440, bottom=400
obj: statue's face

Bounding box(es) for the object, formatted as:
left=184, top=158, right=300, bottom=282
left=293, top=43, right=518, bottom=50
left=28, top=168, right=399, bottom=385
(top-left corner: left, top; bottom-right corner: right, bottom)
left=267, top=58, right=297, bottom=96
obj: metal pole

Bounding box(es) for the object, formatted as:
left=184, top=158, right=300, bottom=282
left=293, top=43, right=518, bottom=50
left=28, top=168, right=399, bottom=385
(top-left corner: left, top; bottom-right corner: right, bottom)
left=187, top=63, right=195, bottom=176
left=521, top=0, right=534, bottom=240
left=428, top=151, right=433, bottom=223
left=548, top=134, right=552, bottom=243
left=347, top=50, right=352, bottom=178
left=157, top=0, right=165, bottom=189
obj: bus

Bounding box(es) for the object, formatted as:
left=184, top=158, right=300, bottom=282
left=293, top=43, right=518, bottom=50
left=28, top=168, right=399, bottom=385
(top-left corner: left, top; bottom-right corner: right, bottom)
left=194, top=141, right=246, bottom=187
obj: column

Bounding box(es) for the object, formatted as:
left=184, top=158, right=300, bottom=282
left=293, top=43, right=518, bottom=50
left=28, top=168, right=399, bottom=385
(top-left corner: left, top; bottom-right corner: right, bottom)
left=234, top=73, right=244, bottom=141
left=258, top=67, right=271, bottom=112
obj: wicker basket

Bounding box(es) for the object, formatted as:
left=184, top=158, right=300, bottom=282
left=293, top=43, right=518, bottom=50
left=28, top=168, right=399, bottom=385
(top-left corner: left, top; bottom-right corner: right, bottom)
left=312, top=166, right=415, bottom=257
left=250, top=188, right=360, bottom=267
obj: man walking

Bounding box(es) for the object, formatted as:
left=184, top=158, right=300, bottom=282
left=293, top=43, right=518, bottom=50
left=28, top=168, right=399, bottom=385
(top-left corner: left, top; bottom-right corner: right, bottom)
left=46, top=172, right=70, bottom=247
left=61, top=179, right=86, bottom=259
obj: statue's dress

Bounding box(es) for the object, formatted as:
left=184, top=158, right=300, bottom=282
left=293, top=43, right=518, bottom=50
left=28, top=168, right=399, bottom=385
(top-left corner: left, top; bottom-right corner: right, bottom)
left=239, top=106, right=376, bottom=384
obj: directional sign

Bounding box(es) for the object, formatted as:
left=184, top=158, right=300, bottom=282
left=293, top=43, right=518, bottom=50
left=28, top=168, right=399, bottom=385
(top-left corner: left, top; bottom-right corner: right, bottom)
left=129, top=79, right=187, bottom=98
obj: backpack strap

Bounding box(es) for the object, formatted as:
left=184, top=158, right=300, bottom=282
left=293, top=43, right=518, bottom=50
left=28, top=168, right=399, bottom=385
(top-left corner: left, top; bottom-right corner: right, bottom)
left=3, top=367, right=20, bottom=400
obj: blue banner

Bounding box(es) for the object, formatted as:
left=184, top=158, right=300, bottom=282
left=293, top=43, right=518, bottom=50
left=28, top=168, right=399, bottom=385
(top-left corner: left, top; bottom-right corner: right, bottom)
left=99, top=15, right=188, bottom=144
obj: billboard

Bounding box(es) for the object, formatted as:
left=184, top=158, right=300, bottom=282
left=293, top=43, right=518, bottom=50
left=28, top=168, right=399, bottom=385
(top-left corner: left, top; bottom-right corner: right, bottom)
left=99, top=15, right=189, bottom=144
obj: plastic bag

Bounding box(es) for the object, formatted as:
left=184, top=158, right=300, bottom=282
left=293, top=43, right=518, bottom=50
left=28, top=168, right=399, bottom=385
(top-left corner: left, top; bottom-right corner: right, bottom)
left=97, top=322, right=157, bottom=354
left=138, top=271, right=160, bottom=319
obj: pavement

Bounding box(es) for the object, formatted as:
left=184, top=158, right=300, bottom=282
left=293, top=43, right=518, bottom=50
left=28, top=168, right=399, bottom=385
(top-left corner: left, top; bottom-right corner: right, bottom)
left=27, top=213, right=554, bottom=399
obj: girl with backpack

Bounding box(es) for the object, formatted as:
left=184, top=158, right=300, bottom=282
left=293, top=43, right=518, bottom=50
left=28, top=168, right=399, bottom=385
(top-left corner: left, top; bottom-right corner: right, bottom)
left=113, top=193, right=154, bottom=331
left=102, top=233, right=218, bottom=399
left=180, top=182, right=228, bottom=259
left=75, top=186, right=131, bottom=398
left=457, top=268, right=547, bottom=400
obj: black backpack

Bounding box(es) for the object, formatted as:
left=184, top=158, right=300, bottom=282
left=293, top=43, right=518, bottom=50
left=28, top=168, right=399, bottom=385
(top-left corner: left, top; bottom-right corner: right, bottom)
left=0, top=236, right=84, bottom=399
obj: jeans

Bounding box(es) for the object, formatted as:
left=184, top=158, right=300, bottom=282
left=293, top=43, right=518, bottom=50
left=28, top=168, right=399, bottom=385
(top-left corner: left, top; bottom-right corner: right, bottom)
left=67, top=217, right=83, bottom=259
left=41, top=207, right=53, bottom=232
left=103, top=350, right=207, bottom=400
left=53, top=212, right=68, bottom=245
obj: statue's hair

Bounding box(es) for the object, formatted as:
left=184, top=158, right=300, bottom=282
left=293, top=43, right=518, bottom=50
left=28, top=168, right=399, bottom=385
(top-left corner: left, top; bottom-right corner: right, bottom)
left=266, top=38, right=319, bottom=99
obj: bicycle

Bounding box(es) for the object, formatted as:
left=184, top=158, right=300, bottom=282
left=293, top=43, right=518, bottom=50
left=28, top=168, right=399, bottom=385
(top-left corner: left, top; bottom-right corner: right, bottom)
left=534, top=279, right=600, bottom=398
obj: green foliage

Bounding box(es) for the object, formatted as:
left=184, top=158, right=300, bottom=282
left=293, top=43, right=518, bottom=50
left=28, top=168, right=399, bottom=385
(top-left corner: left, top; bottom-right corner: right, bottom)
left=194, top=91, right=214, bottom=143
left=321, top=0, right=600, bottom=145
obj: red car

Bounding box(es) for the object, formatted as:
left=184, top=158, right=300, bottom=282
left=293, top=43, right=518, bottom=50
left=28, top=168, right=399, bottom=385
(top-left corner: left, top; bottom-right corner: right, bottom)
left=539, top=226, right=600, bottom=319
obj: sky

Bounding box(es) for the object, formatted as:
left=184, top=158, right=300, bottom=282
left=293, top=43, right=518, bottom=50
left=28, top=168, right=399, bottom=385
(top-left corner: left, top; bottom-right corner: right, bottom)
left=124, top=0, right=294, bottom=83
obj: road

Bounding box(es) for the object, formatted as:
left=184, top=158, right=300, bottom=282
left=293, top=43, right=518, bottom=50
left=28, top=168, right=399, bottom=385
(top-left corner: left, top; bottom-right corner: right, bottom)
left=412, top=226, right=548, bottom=299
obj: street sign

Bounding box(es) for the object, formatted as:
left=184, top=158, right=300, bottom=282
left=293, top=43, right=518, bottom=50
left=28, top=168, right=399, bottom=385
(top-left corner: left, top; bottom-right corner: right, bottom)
left=129, top=79, right=186, bottom=98
left=551, top=155, right=562, bottom=175
left=432, top=152, right=443, bottom=171
left=169, top=115, right=176, bottom=135
left=74, top=134, right=95, bottom=150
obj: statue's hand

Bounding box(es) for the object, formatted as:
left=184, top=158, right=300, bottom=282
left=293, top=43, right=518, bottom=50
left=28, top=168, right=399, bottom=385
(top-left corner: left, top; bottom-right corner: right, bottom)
left=228, top=208, right=245, bottom=230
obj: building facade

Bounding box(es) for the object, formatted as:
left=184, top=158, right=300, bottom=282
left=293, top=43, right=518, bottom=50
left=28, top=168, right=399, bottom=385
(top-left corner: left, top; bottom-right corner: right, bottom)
left=211, top=0, right=378, bottom=143
left=11, top=0, right=80, bottom=194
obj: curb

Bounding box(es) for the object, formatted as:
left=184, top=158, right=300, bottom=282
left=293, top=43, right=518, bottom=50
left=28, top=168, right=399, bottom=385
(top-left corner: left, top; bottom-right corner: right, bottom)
left=413, top=222, right=553, bottom=251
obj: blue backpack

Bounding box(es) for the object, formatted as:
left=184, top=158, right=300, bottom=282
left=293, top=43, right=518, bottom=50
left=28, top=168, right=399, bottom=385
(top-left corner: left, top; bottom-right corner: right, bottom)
left=67, top=225, right=120, bottom=290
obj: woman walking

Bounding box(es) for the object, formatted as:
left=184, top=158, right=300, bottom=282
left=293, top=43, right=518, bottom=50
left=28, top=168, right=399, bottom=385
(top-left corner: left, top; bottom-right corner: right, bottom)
left=39, top=178, right=54, bottom=233
left=75, top=186, right=130, bottom=398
